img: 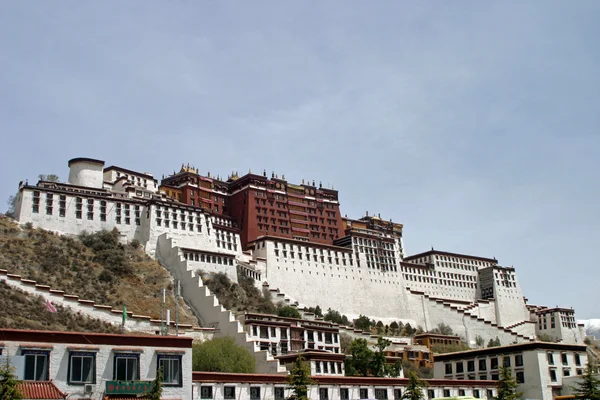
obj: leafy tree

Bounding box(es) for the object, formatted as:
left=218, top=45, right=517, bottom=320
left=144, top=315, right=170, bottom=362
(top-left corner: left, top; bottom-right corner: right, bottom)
left=475, top=335, right=485, bottom=347
left=390, top=321, right=399, bottom=335
left=497, top=366, right=522, bottom=400
left=323, top=308, right=350, bottom=326
left=403, top=323, right=416, bottom=336
left=430, top=322, right=454, bottom=336
left=488, top=337, right=502, bottom=348
left=38, top=174, right=60, bottom=182
left=287, top=354, right=313, bottom=400
left=572, top=362, right=600, bottom=400
left=5, top=195, right=17, bottom=219
left=402, top=370, right=428, bottom=400
left=415, top=326, right=424, bottom=335
left=354, top=315, right=371, bottom=331
left=278, top=306, right=301, bottom=319
left=192, top=337, right=255, bottom=373
left=345, top=337, right=400, bottom=377
left=144, top=366, right=163, bottom=400
left=347, top=338, right=374, bottom=376
left=0, top=359, right=22, bottom=400
left=376, top=320, right=384, bottom=334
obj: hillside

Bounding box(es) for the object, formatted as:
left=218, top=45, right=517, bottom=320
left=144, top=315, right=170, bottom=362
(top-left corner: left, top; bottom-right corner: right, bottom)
left=0, top=215, right=196, bottom=329
left=0, top=280, right=120, bottom=333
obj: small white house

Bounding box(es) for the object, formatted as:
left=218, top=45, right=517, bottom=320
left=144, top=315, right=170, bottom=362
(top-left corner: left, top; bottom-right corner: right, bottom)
left=0, top=328, right=193, bottom=400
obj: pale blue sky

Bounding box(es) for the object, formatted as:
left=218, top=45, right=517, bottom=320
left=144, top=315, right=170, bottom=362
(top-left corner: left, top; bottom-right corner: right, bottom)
left=1, top=2, right=598, bottom=318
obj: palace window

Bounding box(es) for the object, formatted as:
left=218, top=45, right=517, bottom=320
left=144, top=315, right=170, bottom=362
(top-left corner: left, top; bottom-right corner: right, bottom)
left=319, top=388, right=329, bottom=400
left=360, top=388, right=369, bottom=399
left=200, top=386, right=213, bottom=399
left=275, top=387, right=285, bottom=400
left=375, top=388, right=388, bottom=399
left=68, top=352, right=96, bottom=384
left=76, top=197, right=83, bottom=219
left=250, top=387, right=261, bottom=400
left=340, top=388, right=350, bottom=400
left=224, top=386, right=235, bottom=399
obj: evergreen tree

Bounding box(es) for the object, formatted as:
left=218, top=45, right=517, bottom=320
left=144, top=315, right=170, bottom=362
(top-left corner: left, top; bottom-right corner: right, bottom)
left=287, top=354, right=313, bottom=400
left=144, top=366, right=163, bottom=400
left=0, top=359, right=22, bottom=400
left=402, top=370, right=428, bottom=400
left=497, top=366, right=521, bottom=400
left=390, top=321, right=399, bottom=335
left=354, top=315, right=372, bottom=331
left=572, top=362, right=600, bottom=400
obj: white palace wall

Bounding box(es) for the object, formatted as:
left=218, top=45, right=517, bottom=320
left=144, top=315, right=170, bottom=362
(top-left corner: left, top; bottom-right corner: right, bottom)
left=12, top=158, right=582, bottom=347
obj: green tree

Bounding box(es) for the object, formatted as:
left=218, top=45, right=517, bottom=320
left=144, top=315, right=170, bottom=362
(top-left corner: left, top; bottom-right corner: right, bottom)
left=497, top=366, right=521, bottom=400
left=390, top=321, right=399, bottom=335
left=0, top=359, right=22, bottom=400
left=371, top=336, right=391, bottom=377
left=430, top=322, right=454, bottom=336
left=347, top=338, right=374, bottom=376
left=402, top=370, right=428, bottom=400
left=278, top=306, right=302, bottom=319
left=572, top=362, right=600, bottom=400
left=403, top=323, right=416, bottom=336
left=144, top=366, right=163, bottom=400
left=323, top=308, right=350, bottom=326
left=354, top=315, right=371, bottom=331
left=192, top=337, right=255, bottom=373
left=376, top=320, right=384, bottom=334
left=475, top=335, right=485, bottom=347
left=287, top=354, right=313, bottom=400
left=38, top=174, right=60, bottom=182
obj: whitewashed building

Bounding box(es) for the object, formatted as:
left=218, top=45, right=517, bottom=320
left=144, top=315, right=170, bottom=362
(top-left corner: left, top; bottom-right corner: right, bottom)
left=192, top=371, right=499, bottom=400
left=0, top=328, right=193, bottom=400
left=433, top=342, right=588, bottom=400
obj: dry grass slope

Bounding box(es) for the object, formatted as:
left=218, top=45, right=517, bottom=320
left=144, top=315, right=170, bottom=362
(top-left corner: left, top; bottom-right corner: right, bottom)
left=0, top=280, right=120, bottom=333
left=0, top=215, right=196, bottom=327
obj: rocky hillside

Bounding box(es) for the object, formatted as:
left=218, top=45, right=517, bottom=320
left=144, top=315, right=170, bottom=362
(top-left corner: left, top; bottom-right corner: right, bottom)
left=0, top=215, right=196, bottom=330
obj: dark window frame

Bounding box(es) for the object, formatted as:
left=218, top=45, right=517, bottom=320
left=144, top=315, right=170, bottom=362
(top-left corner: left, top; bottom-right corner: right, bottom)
left=68, top=351, right=96, bottom=385
left=113, top=352, right=140, bottom=381
left=157, top=354, right=183, bottom=387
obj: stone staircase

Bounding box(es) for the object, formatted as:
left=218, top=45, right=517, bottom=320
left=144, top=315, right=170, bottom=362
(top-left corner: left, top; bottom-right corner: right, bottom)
left=156, top=233, right=287, bottom=374
left=406, top=288, right=535, bottom=345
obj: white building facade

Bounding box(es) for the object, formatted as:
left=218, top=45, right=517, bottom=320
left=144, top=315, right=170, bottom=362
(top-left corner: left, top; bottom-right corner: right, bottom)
left=433, top=342, right=588, bottom=400
left=0, top=328, right=193, bottom=400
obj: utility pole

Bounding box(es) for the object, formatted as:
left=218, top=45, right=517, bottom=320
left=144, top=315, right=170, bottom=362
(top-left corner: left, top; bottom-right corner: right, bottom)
left=175, top=280, right=180, bottom=336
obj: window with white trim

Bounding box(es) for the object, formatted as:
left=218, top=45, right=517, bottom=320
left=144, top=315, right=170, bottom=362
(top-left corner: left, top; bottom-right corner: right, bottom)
left=158, top=355, right=182, bottom=386
left=69, top=352, right=96, bottom=384
left=113, top=353, right=139, bottom=381
left=23, top=350, right=50, bottom=381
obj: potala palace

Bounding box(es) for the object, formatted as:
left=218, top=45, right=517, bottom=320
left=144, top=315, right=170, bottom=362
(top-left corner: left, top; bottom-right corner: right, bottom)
left=12, top=157, right=585, bottom=349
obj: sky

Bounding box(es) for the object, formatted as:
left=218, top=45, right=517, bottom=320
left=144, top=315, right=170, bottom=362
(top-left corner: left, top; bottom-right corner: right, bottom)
left=1, top=2, right=598, bottom=318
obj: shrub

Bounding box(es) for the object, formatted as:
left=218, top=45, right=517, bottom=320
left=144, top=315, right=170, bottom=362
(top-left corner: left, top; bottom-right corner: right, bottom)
left=278, top=306, right=301, bottom=319
left=192, top=337, right=255, bottom=373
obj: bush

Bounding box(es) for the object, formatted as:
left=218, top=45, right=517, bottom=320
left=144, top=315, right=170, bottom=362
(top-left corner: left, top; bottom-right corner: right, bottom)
left=192, top=337, right=255, bottom=373
left=323, top=308, right=350, bottom=325
left=278, top=306, right=301, bottom=319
